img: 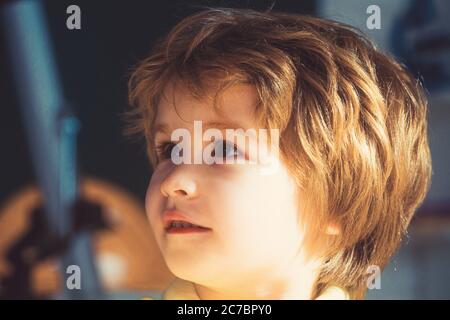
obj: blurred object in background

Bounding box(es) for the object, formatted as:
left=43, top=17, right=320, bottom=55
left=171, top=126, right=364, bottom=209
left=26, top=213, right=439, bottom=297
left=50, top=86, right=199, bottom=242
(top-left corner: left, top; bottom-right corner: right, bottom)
left=367, top=215, right=450, bottom=299
left=390, top=0, right=450, bottom=93
left=0, top=178, right=174, bottom=299
left=1, top=0, right=100, bottom=298
left=319, top=0, right=450, bottom=93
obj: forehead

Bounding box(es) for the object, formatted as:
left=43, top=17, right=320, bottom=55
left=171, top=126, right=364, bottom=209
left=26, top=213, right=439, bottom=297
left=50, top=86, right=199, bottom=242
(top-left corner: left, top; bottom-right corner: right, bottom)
left=154, top=81, right=259, bottom=132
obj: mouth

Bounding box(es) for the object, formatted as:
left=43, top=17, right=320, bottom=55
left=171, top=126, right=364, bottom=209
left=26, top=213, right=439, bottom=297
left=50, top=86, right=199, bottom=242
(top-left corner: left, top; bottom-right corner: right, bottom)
left=163, top=210, right=212, bottom=234
left=165, top=221, right=212, bottom=234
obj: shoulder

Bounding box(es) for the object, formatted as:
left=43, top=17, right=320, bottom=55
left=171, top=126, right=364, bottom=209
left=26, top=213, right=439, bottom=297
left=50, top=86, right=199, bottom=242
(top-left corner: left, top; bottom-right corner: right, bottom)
left=315, top=286, right=350, bottom=300
left=141, top=277, right=200, bottom=300
left=162, top=277, right=201, bottom=300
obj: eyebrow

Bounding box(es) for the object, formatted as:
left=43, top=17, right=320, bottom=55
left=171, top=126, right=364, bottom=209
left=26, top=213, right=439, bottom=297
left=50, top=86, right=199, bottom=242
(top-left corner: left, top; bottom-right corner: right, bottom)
left=153, top=123, right=170, bottom=136
left=153, top=120, right=247, bottom=138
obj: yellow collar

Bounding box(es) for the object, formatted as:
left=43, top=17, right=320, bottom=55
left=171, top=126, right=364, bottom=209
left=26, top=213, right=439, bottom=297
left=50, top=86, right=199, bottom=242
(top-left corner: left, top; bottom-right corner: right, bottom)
left=162, top=277, right=349, bottom=300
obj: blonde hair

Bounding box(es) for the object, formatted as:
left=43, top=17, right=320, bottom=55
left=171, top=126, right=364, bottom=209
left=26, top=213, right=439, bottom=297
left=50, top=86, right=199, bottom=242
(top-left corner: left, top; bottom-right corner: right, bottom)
left=127, top=8, right=432, bottom=299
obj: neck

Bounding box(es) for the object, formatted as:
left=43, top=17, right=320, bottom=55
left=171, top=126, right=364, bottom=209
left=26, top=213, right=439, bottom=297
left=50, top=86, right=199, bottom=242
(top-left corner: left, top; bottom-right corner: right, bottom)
left=193, top=259, right=321, bottom=300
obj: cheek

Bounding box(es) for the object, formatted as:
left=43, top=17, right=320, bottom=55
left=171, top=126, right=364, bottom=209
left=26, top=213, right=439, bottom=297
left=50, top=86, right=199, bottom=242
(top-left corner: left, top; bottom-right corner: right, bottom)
left=145, top=169, right=166, bottom=234
left=212, top=165, right=302, bottom=257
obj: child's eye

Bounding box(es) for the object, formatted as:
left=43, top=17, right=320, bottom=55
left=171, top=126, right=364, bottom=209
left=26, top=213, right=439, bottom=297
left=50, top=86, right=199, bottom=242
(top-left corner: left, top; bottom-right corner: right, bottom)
left=155, top=141, right=176, bottom=160
left=211, top=140, right=243, bottom=159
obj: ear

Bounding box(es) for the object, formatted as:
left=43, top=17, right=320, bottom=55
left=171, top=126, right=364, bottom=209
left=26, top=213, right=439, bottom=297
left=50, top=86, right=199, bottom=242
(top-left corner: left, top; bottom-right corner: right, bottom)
left=325, top=222, right=340, bottom=236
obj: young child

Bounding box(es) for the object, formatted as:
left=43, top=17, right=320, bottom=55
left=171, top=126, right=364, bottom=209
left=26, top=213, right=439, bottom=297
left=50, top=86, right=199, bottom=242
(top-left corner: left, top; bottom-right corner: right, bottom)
left=127, top=8, right=432, bottom=300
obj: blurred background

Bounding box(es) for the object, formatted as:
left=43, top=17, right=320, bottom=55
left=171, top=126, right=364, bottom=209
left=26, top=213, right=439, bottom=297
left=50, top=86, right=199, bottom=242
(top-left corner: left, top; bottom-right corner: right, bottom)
left=0, top=0, right=449, bottom=299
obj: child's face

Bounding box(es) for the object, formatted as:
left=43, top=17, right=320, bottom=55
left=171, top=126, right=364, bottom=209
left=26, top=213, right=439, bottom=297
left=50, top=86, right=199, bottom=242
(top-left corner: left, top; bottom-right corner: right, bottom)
left=146, top=82, right=310, bottom=289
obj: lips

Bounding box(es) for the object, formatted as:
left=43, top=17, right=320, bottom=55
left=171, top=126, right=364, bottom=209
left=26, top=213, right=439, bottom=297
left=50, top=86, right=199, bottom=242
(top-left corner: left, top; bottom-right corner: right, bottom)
left=162, top=209, right=211, bottom=232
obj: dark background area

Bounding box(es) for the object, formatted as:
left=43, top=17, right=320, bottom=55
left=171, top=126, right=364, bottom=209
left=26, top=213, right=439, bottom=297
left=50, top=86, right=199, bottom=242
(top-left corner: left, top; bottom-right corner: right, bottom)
left=0, top=0, right=316, bottom=206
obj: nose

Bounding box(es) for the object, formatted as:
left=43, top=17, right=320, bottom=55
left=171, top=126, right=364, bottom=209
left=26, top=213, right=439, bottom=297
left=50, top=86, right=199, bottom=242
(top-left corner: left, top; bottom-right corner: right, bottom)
left=160, top=165, right=198, bottom=199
